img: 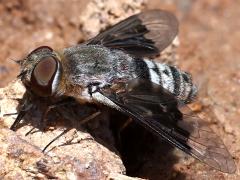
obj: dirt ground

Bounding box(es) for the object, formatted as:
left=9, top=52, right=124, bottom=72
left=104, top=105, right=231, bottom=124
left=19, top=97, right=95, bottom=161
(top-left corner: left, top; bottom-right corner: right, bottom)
left=0, top=0, right=240, bottom=179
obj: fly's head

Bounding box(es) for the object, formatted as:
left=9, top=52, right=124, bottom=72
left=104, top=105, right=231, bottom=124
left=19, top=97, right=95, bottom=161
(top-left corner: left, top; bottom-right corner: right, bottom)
left=18, top=46, right=63, bottom=98
left=10, top=46, right=69, bottom=131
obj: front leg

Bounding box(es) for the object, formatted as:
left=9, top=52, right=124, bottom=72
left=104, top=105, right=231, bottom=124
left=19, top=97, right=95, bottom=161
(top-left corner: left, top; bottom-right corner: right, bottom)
left=25, top=97, right=76, bottom=135
left=39, top=98, right=76, bottom=131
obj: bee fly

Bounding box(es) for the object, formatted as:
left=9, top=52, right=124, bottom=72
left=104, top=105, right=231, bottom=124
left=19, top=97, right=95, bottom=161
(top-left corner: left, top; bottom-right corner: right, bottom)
left=11, top=10, right=235, bottom=173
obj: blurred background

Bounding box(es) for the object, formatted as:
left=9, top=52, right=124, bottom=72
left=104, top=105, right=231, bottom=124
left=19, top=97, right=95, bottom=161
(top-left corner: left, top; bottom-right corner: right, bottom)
left=0, top=0, right=239, bottom=179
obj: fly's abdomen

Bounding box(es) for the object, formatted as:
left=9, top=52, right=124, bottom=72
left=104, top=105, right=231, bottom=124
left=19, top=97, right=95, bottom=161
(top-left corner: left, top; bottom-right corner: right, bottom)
left=134, top=59, right=197, bottom=103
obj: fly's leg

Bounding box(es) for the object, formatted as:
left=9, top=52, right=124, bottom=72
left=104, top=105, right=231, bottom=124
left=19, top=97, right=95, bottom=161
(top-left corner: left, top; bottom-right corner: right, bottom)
left=10, top=103, right=33, bottom=131
left=43, top=110, right=101, bottom=153
left=25, top=127, right=37, bottom=136
left=25, top=98, right=76, bottom=135
left=119, top=117, right=133, bottom=132
left=2, top=98, right=24, bottom=117
left=40, top=98, right=76, bottom=131
left=42, top=128, right=71, bottom=153
left=10, top=110, right=27, bottom=131
left=78, top=111, right=101, bottom=125
left=115, top=117, right=133, bottom=150
left=3, top=112, right=18, bottom=116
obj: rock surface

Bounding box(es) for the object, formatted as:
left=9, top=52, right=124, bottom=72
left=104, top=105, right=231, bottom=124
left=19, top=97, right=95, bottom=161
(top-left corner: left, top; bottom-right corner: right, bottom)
left=0, top=0, right=240, bottom=180
left=0, top=80, right=126, bottom=179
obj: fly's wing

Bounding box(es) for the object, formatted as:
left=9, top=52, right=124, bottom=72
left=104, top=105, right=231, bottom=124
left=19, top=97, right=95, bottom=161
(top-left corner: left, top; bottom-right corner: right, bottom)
left=98, top=79, right=236, bottom=173
left=86, top=10, right=178, bottom=57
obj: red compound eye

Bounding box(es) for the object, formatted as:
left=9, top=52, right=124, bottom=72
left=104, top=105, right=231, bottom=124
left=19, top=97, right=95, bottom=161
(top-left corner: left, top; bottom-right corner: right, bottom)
left=30, top=56, right=59, bottom=96
left=33, top=57, right=56, bottom=86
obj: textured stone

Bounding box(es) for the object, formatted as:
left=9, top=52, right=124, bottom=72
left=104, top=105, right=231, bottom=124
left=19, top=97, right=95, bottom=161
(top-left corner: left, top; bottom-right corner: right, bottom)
left=0, top=80, right=126, bottom=179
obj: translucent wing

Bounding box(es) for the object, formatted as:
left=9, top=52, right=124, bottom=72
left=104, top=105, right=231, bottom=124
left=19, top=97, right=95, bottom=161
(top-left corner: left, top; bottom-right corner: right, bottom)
left=86, top=10, right=178, bottom=57
left=98, top=79, right=236, bottom=173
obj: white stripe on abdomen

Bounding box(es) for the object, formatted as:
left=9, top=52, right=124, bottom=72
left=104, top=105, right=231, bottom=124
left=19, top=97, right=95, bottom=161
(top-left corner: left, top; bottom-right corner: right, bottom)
left=144, top=59, right=175, bottom=93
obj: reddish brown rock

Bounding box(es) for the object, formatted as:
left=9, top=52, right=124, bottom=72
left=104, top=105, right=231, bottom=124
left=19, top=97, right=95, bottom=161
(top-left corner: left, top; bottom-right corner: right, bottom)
left=0, top=80, right=126, bottom=179
left=1, top=0, right=240, bottom=179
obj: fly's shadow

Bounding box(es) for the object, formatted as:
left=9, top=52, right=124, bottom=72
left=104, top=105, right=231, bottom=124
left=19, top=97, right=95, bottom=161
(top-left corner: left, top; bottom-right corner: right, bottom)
left=9, top=91, right=186, bottom=179
left=109, top=110, right=187, bottom=179
left=11, top=91, right=117, bottom=151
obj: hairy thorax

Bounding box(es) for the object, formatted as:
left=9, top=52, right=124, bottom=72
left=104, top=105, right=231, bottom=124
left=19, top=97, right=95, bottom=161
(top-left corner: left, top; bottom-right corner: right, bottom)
left=57, top=45, right=136, bottom=102
left=62, top=45, right=136, bottom=86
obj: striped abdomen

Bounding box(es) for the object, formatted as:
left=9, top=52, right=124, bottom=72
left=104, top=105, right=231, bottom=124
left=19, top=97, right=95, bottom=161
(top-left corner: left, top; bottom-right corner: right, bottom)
left=134, top=59, right=197, bottom=103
